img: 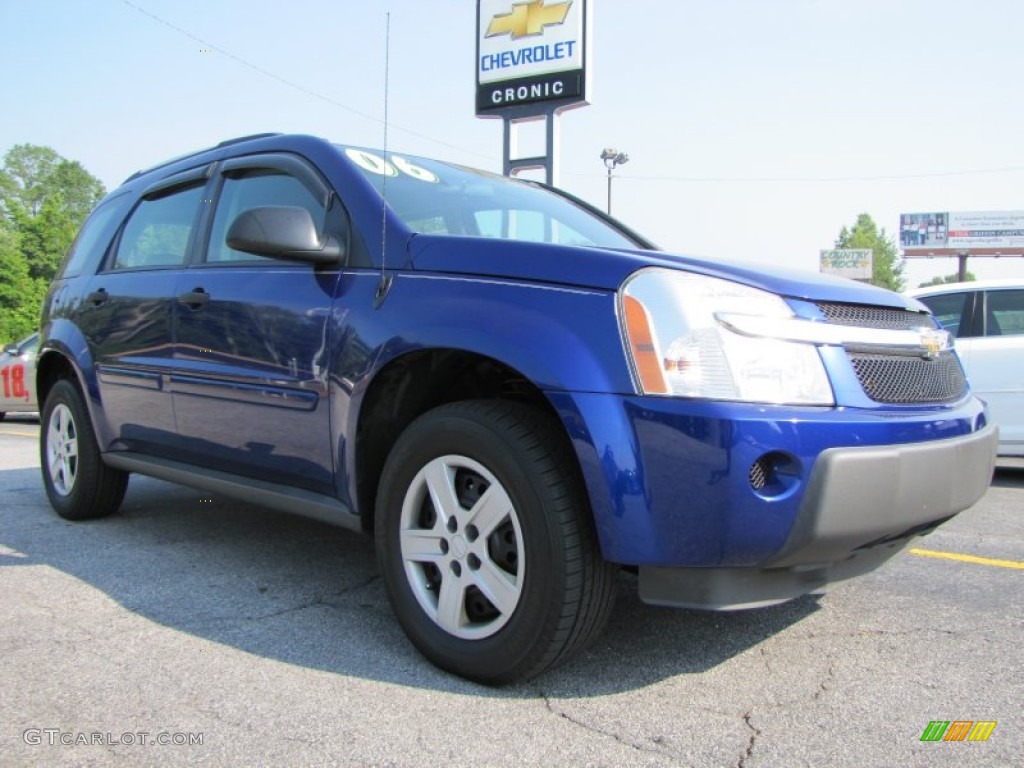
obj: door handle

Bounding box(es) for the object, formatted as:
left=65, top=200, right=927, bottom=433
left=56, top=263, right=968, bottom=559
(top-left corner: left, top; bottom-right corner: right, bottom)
left=177, top=288, right=210, bottom=308
left=86, top=289, right=109, bottom=306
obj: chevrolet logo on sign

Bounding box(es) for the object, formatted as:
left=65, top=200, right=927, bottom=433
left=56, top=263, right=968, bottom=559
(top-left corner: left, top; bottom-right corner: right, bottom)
left=475, top=0, right=588, bottom=115
left=486, top=0, right=572, bottom=40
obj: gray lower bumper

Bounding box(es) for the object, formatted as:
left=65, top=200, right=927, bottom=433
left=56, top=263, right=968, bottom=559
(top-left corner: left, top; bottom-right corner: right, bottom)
left=640, top=423, right=998, bottom=610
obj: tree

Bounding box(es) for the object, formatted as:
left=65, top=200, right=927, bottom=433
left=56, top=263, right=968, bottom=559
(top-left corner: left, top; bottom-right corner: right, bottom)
left=15, top=193, right=80, bottom=281
left=0, top=144, right=104, bottom=221
left=918, top=272, right=976, bottom=288
left=0, top=144, right=106, bottom=344
left=834, top=213, right=905, bottom=292
left=0, top=224, right=40, bottom=343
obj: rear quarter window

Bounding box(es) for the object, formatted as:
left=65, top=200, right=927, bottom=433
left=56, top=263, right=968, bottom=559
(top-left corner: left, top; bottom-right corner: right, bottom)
left=57, top=193, right=134, bottom=279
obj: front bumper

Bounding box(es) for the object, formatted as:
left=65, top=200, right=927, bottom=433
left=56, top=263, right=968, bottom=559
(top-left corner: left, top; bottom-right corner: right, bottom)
left=549, top=392, right=997, bottom=609
left=639, top=422, right=997, bottom=609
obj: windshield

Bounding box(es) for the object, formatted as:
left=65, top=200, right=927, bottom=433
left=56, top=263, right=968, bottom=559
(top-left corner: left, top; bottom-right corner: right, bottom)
left=337, top=146, right=641, bottom=250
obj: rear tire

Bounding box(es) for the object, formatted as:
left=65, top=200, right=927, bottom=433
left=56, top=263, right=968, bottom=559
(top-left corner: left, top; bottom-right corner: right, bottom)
left=40, top=379, right=128, bottom=520
left=376, top=400, right=616, bottom=685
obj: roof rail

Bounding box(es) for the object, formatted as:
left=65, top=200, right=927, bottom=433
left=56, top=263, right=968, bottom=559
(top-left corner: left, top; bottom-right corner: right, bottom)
left=122, top=132, right=283, bottom=184
left=214, top=132, right=282, bottom=148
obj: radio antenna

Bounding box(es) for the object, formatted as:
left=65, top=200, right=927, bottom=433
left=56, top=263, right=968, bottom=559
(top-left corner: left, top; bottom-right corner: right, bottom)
left=374, top=11, right=393, bottom=308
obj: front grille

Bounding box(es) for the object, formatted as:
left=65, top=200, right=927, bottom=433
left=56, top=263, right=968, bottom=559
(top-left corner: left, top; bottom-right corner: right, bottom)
left=849, top=351, right=966, bottom=403
left=816, top=301, right=932, bottom=330
left=814, top=302, right=968, bottom=404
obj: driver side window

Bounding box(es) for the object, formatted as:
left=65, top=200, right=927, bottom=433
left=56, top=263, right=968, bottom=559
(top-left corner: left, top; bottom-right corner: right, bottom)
left=207, top=171, right=324, bottom=263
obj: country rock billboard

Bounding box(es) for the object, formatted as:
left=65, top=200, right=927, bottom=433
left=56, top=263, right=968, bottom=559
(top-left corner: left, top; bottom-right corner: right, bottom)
left=820, top=249, right=873, bottom=279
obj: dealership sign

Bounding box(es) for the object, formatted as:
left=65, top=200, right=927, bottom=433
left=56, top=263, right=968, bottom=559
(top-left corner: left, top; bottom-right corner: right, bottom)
left=476, top=0, right=589, bottom=114
left=900, top=210, right=1024, bottom=256
left=820, top=249, right=873, bottom=279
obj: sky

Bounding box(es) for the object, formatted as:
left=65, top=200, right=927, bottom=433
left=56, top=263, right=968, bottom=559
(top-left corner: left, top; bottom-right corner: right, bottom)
left=2, top=0, right=1023, bottom=288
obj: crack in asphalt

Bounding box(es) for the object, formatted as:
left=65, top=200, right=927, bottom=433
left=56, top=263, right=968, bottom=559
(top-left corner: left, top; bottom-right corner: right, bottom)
left=854, top=627, right=960, bottom=637
left=244, top=575, right=381, bottom=621
left=792, top=626, right=973, bottom=641
left=189, top=698, right=329, bottom=749
left=537, top=689, right=677, bottom=759
left=736, top=711, right=760, bottom=768
left=811, top=663, right=836, bottom=701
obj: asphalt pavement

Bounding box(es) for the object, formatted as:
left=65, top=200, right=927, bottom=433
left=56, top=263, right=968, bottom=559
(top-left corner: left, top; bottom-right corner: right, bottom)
left=1, top=413, right=1020, bottom=767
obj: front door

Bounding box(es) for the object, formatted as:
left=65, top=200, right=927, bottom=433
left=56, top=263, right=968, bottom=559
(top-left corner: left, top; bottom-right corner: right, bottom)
left=169, top=154, right=345, bottom=494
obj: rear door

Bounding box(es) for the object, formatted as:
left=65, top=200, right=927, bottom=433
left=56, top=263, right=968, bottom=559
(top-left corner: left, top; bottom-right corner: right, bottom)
left=169, top=153, right=345, bottom=493
left=965, top=288, right=1024, bottom=454
left=77, top=167, right=210, bottom=451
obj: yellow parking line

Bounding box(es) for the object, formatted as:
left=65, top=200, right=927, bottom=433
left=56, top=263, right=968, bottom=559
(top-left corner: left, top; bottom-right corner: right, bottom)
left=909, top=548, right=1024, bottom=570
left=2, top=430, right=38, bottom=438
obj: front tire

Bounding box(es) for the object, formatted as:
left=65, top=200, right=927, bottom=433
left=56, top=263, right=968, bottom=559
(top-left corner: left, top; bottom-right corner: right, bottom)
left=376, top=400, right=616, bottom=685
left=40, top=379, right=128, bottom=520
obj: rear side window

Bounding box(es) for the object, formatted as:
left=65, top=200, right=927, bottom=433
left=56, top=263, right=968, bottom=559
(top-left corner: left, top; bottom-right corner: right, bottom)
left=58, top=193, right=133, bottom=278
left=206, top=171, right=324, bottom=263
left=985, top=290, right=1024, bottom=337
left=113, top=185, right=205, bottom=270
left=918, top=292, right=971, bottom=337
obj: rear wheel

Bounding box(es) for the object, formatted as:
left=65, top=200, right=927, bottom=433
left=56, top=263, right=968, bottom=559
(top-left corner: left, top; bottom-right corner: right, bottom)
left=376, top=400, right=616, bottom=684
left=40, top=379, right=128, bottom=520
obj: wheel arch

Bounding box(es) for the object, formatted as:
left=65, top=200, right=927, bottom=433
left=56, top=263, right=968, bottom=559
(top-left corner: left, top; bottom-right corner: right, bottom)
left=352, top=347, right=573, bottom=531
left=36, top=320, right=111, bottom=449
left=36, top=348, right=83, bottom=407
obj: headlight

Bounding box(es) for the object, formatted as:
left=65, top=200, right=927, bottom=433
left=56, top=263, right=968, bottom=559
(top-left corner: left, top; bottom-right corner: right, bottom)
left=619, top=269, right=834, bottom=405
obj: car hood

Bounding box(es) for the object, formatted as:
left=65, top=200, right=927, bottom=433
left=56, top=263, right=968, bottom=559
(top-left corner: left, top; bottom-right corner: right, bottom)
left=408, top=235, right=915, bottom=309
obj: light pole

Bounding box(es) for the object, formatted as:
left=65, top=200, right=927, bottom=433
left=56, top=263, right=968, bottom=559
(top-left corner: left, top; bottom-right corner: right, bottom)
left=600, top=147, right=629, bottom=215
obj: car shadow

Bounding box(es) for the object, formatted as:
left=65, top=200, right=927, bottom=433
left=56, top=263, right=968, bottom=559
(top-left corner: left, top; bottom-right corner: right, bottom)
left=0, top=412, right=40, bottom=424
left=991, top=463, right=1024, bottom=489
left=1, top=466, right=820, bottom=697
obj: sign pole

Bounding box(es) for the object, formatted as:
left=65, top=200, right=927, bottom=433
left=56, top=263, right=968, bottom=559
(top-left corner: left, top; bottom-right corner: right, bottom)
left=500, top=105, right=561, bottom=185
left=476, top=0, right=590, bottom=186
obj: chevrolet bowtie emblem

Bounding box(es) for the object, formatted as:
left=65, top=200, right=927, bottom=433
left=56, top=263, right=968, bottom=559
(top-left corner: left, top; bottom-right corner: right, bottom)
left=486, top=0, right=572, bottom=40
left=919, top=328, right=949, bottom=360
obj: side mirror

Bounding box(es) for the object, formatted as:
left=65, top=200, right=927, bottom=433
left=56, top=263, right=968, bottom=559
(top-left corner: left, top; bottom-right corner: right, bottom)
left=2, top=345, right=16, bottom=356
left=226, top=206, right=344, bottom=265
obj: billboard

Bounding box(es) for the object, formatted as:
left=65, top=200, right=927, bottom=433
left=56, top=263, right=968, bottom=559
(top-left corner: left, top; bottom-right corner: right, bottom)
left=900, top=210, right=1024, bottom=256
left=476, top=0, right=589, bottom=115
left=820, top=249, right=872, bottom=279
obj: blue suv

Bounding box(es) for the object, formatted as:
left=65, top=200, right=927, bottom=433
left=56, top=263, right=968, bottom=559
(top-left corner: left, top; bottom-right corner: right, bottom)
left=37, top=133, right=997, bottom=683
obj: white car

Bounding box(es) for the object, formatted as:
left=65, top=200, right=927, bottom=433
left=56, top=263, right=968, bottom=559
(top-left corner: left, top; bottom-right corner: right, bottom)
left=907, top=280, right=1024, bottom=456
left=0, top=332, right=39, bottom=420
